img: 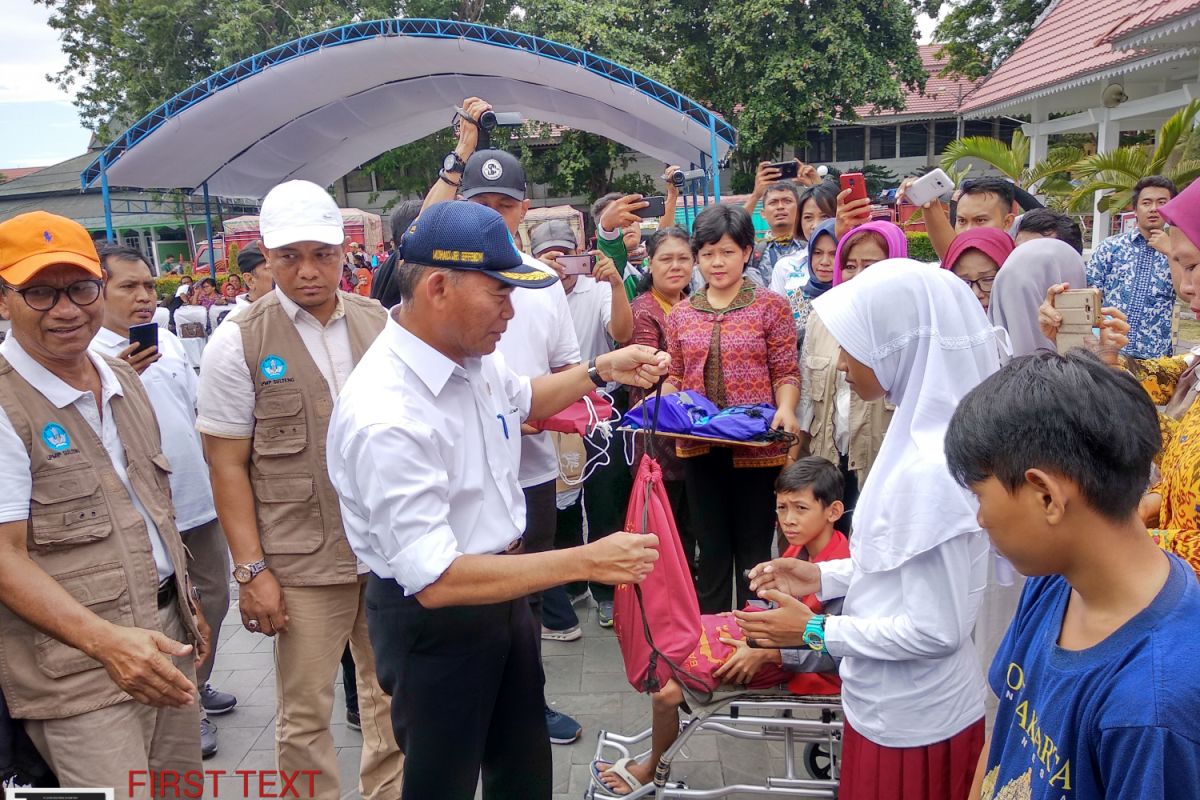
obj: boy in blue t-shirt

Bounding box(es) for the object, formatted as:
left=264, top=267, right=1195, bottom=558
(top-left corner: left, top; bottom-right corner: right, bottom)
left=945, top=350, right=1200, bottom=799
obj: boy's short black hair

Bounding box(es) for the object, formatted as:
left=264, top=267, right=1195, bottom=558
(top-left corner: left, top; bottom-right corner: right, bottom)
left=691, top=203, right=755, bottom=255
left=945, top=350, right=1160, bottom=521
left=775, top=456, right=844, bottom=508
left=1017, top=209, right=1084, bottom=254
left=961, top=177, right=1015, bottom=213
left=1132, top=175, right=1179, bottom=204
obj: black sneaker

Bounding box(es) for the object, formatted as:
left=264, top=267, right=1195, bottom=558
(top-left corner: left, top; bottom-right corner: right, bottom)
left=200, top=683, right=237, bottom=716
left=200, top=717, right=218, bottom=759
left=346, top=708, right=361, bottom=731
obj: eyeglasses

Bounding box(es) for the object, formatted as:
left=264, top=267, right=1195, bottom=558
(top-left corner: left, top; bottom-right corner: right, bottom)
left=959, top=274, right=996, bottom=294
left=5, top=279, right=102, bottom=311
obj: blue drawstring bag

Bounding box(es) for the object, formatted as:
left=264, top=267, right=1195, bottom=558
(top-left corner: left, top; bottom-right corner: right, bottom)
left=621, top=391, right=719, bottom=435
left=691, top=403, right=778, bottom=441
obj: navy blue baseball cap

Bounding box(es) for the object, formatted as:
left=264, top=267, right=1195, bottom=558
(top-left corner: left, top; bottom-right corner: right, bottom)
left=400, top=201, right=557, bottom=289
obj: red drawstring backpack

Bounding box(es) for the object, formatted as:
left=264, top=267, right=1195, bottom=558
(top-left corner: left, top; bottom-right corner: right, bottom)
left=613, top=385, right=712, bottom=696
left=613, top=455, right=705, bottom=694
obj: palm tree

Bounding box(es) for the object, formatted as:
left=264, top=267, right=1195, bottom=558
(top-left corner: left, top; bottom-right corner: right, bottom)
left=940, top=130, right=1082, bottom=197
left=1067, top=100, right=1200, bottom=213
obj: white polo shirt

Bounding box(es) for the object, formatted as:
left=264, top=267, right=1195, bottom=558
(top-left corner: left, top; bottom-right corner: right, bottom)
left=564, top=276, right=615, bottom=362
left=90, top=327, right=216, bottom=531
left=195, top=287, right=355, bottom=439
left=496, top=263, right=580, bottom=488
left=327, top=312, right=531, bottom=595
left=0, top=335, right=175, bottom=581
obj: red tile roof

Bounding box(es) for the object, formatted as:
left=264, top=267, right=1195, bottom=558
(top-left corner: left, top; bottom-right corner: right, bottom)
left=959, top=0, right=1148, bottom=113
left=0, top=167, right=46, bottom=183
left=1102, top=0, right=1200, bottom=45
left=853, top=45, right=980, bottom=120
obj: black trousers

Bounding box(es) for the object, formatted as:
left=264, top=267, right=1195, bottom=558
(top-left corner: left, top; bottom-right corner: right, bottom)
left=523, top=480, right=558, bottom=652
left=366, top=576, right=552, bottom=800
left=683, top=449, right=780, bottom=613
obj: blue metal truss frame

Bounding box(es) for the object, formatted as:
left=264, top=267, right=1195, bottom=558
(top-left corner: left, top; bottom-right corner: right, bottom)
left=80, top=18, right=737, bottom=193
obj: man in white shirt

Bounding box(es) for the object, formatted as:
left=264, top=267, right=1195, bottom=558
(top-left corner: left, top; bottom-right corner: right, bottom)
left=327, top=200, right=666, bottom=800
left=197, top=181, right=402, bottom=800
left=529, top=219, right=636, bottom=630
left=0, top=212, right=206, bottom=791
left=436, top=138, right=590, bottom=743
left=90, top=244, right=236, bottom=759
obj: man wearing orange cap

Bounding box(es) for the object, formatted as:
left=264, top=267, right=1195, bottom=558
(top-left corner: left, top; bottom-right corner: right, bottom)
left=0, top=211, right=207, bottom=794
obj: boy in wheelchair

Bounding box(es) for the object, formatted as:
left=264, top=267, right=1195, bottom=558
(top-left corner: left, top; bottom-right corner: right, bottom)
left=593, top=457, right=848, bottom=796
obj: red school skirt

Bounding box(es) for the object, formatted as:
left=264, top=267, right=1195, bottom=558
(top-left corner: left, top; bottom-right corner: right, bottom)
left=838, top=718, right=984, bottom=800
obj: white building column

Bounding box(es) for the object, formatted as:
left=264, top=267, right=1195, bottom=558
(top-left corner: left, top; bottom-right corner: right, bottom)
left=1092, top=110, right=1119, bottom=251
left=1028, top=100, right=1049, bottom=170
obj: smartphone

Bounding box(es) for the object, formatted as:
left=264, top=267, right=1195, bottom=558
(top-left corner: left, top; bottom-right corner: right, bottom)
left=635, top=195, right=667, bottom=219
left=905, top=168, right=955, bottom=207
left=128, top=321, right=159, bottom=355
left=768, top=160, right=799, bottom=180
left=1055, top=288, right=1102, bottom=354
left=840, top=172, right=868, bottom=204
left=557, top=253, right=596, bottom=276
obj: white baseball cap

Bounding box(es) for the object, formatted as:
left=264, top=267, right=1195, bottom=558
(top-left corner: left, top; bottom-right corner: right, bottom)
left=259, top=180, right=345, bottom=249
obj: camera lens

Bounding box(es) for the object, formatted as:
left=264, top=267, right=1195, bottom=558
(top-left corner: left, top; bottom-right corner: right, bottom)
left=670, top=171, right=685, bottom=187
left=478, top=110, right=497, bottom=131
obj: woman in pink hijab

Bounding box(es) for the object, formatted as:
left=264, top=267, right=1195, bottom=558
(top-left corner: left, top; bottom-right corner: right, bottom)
left=943, top=228, right=1015, bottom=312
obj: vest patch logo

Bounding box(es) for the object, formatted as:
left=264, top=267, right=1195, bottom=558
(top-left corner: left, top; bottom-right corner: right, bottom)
left=41, top=423, right=70, bottom=452
left=260, top=355, right=288, bottom=381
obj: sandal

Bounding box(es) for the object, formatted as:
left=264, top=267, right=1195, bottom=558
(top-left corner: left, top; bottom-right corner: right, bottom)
left=590, top=757, right=645, bottom=796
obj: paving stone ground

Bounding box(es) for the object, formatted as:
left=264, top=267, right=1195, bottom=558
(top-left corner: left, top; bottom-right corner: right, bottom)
left=206, top=589, right=811, bottom=800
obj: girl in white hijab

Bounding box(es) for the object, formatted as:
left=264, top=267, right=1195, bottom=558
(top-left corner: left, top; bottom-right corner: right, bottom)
left=738, top=260, right=1001, bottom=800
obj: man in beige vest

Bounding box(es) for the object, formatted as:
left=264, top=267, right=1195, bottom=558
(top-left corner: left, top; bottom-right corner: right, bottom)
left=197, top=180, right=402, bottom=800
left=0, top=211, right=205, bottom=795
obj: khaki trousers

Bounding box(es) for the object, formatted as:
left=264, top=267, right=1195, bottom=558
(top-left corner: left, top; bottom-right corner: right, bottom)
left=25, top=604, right=201, bottom=799
left=180, top=516, right=230, bottom=684
left=275, top=578, right=402, bottom=800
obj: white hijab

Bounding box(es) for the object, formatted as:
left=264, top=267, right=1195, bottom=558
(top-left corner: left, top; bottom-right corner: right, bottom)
left=989, top=238, right=1087, bottom=357
left=811, top=260, right=1002, bottom=572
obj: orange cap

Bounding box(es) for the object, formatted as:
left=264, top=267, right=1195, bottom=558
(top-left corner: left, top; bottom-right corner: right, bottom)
left=0, top=211, right=102, bottom=286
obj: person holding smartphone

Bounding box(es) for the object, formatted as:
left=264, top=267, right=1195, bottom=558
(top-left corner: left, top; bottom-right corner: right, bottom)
left=530, top=220, right=634, bottom=631
left=89, top=244, right=237, bottom=759
left=742, top=160, right=820, bottom=288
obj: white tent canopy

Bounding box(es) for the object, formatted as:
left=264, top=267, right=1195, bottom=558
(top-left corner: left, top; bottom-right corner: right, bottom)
left=82, top=19, right=737, bottom=199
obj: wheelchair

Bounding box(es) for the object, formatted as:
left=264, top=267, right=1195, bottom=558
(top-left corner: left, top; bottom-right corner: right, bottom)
left=586, top=691, right=843, bottom=799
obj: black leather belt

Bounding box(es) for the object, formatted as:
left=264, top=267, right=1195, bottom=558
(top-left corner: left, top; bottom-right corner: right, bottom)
left=156, top=577, right=177, bottom=608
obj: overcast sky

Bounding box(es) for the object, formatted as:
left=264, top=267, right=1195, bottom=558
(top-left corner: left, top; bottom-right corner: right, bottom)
left=0, top=0, right=941, bottom=172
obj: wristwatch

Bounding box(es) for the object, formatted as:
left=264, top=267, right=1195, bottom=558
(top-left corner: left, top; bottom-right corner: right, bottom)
left=803, top=614, right=827, bottom=652
left=442, top=151, right=467, bottom=174
left=587, top=358, right=606, bottom=388
left=232, top=558, right=268, bottom=585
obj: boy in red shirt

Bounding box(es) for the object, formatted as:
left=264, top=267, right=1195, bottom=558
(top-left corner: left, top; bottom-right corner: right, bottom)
left=593, top=457, right=847, bottom=795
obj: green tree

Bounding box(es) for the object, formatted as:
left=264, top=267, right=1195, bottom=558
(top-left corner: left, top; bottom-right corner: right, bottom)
left=919, top=0, right=1051, bottom=80
left=512, top=0, right=927, bottom=167
left=36, top=0, right=507, bottom=137
left=1068, top=100, right=1200, bottom=213
left=940, top=130, right=1082, bottom=196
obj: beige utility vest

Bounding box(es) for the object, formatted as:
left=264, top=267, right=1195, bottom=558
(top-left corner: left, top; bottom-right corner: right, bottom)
left=0, top=354, right=198, bottom=720
left=237, top=292, right=386, bottom=586
left=804, top=314, right=895, bottom=491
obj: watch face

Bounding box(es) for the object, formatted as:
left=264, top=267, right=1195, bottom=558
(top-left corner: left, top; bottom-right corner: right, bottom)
left=443, top=153, right=459, bottom=172
left=803, top=631, right=822, bottom=649
left=233, top=565, right=251, bottom=583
